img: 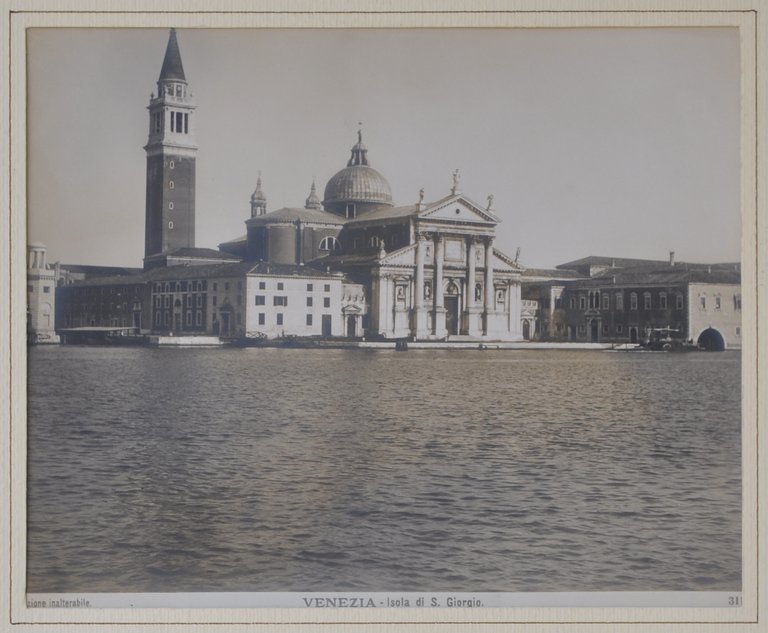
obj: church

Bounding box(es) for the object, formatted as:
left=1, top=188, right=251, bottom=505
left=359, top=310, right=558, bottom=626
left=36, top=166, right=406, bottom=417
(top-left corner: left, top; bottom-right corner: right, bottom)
left=54, top=29, right=525, bottom=342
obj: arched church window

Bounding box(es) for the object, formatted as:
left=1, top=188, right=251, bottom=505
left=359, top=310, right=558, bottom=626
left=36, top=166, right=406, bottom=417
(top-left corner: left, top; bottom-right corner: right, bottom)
left=319, top=236, right=340, bottom=252
left=368, top=236, right=381, bottom=248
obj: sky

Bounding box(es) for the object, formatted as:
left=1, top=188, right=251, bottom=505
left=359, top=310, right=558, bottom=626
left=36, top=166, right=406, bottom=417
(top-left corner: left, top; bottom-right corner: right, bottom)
left=26, top=27, right=741, bottom=269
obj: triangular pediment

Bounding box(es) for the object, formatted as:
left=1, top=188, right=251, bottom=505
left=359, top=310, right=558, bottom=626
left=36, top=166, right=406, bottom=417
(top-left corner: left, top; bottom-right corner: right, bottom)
left=494, top=247, right=525, bottom=272
left=420, top=195, right=500, bottom=224
left=378, top=243, right=416, bottom=267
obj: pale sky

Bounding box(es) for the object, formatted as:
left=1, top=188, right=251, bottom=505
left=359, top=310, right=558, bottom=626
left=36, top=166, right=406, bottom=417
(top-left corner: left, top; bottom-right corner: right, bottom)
left=27, top=27, right=741, bottom=269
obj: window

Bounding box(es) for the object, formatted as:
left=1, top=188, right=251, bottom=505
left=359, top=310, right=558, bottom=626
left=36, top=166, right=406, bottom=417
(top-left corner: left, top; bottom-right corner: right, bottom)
left=319, top=236, right=340, bottom=251
left=259, top=281, right=266, bottom=290
left=323, top=297, right=331, bottom=308
left=306, top=314, right=313, bottom=326
left=736, top=326, right=741, bottom=336
left=276, top=313, right=283, bottom=325
left=169, top=181, right=174, bottom=190
left=169, top=160, right=175, bottom=170
left=196, top=310, right=202, bottom=326
left=306, top=297, right=313, bottom=307
left=659, top=292, right=668, bottom=309
left=307, top=283, right=313, bottom=292
left=186, top=311, right=192, bottom=325
left=569, top=297, right=575, bottom=309
left=186, top=295, right=192, bottom=307
left=734, top=295, right=742, bottom=310
left=715, top=296, right=721, bottom=310
left=615, top=293, right=624, bottom=311
left=277, top=282, right=284, bottom=290
left=700, top=296, right=707, bottom=310
left=602, top=324, right=610, bottom=334
left=169, top=202, right=174, bottom=210
left=212, top=296, right=217, bottom=307
left=630, top=293, right=638, bottom=310
left=345, top=203, right=356, bottom=219
left=368, top=236, right=380, bottom=248
left=168, top=221, right=174, bottom=229
left=196, top=295, right=202, bottom=308
left=324, top=284, right=331, bottom=292
left=274, top=296, right=287, bottom=306
left=602, top=293, right=609, bottom=310
left=255, top=295, right=265, bottom=305
left=676, top=293, right=684, bottom=310
left=163, top=296, right=170, bottom=308
left=616, top=324, right=623, bottom=334
left=258, top=313, right=265, bottom=325
left=213, top=282, right=217, bottom=291
left=155, top=311, right=161, bottom=326
left=643, top=293, right=651, bottom=310
left=579, top=296, right=586, bottom=310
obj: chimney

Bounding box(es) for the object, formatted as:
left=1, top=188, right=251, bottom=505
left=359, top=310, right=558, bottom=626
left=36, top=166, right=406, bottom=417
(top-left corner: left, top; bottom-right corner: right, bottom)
left=669, top=251, right=675, bottom=267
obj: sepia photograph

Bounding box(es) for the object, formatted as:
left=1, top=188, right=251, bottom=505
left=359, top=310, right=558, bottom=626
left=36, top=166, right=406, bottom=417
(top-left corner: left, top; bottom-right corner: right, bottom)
left=3, top=2, right=764, bottom=630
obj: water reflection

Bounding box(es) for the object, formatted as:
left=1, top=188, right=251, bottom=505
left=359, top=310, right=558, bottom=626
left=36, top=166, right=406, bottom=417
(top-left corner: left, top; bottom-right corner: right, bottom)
left=27, top=347, right=741, bottom=592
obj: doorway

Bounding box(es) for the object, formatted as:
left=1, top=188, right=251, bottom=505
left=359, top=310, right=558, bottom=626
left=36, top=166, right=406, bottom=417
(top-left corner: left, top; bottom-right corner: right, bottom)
left=444, top=296, right=459, bottom=335
left=590, top=320, right=599, bottom=342
left=322, top=314, right=332, bottom=337
left=346, top=315, right=356, bottom=337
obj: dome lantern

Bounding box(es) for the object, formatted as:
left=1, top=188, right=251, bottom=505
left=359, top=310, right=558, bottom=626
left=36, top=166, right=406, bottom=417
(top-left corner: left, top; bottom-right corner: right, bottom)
left=323, top=130, right=393, bottom=217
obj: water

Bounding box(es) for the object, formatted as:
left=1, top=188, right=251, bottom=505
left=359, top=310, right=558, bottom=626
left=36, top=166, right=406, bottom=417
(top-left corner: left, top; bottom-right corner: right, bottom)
left=26, top=346, right=741, bottom=593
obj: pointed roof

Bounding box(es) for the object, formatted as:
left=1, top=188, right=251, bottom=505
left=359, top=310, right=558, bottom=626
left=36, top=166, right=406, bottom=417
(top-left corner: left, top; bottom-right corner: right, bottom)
left=159, top=28, right=186, bottom=82
left=251, top=174, right=266, bottom=203
left=305, top=180, right=322, bottom=210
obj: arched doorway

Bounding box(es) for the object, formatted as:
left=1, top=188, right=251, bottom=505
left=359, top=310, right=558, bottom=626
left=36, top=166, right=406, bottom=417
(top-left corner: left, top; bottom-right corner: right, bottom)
left=522, top=320, right=531, bottom=340
left=590, top=319, right=599, bottom=343
left=629, top=327, right=638, bottom=343
left=347, top=315, right=356, bottom=337
left=697, top=327, right=726, bottom=351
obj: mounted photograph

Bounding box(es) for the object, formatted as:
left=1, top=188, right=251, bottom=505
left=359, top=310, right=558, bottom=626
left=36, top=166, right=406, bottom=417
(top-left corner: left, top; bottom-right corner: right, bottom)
left=12, top=11, right=756, bottom=624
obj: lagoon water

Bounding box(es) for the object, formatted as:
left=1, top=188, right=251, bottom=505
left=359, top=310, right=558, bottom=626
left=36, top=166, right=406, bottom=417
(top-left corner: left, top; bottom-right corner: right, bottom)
left=26, top=346, right=741, bottom=593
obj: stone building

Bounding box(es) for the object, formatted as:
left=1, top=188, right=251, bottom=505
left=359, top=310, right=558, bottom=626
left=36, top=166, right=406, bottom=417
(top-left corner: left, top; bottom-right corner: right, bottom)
left=49, top=28, right=524, bottom=342
left=26, top=243, right=59, bottom=343
left=522, top=254, right=742, bottom=349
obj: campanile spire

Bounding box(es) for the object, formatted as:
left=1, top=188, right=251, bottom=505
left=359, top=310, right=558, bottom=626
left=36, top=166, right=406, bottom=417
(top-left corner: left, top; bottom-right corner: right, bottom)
left=144, top=29, right=198, bottom=267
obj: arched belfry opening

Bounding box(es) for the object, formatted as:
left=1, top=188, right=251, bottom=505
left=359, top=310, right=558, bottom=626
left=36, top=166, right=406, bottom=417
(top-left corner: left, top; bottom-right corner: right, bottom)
left=697, top=327, right=726, bottom=351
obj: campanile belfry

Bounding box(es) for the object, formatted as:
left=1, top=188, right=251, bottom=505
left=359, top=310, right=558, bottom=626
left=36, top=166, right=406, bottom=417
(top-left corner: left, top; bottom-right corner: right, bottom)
left=144, top=29, right=197, bottom=265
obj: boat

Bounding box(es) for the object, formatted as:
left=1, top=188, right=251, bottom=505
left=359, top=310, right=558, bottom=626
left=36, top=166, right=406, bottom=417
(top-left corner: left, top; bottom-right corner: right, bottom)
left=640, top=327, right=701, bottom=352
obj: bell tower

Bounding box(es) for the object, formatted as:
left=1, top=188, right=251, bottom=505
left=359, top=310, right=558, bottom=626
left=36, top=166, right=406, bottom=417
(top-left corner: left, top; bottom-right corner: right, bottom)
left=144, top=28, right=197, bottom=266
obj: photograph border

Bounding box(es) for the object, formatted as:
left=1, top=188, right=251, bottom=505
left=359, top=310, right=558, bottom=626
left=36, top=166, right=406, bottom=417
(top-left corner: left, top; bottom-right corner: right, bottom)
left=2, top=1, right=764, bottom=631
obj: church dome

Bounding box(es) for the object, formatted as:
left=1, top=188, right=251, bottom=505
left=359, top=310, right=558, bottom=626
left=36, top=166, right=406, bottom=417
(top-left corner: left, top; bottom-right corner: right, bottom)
left=323, top=131, right=393, bottom=213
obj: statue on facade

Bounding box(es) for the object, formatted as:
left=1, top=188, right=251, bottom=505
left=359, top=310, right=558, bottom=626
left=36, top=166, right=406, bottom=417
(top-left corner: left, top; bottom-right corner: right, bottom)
left=451, top=169, right=460, bottom=195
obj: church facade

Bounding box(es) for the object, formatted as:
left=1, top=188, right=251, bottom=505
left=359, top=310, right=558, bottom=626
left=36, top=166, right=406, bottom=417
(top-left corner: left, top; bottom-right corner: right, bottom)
left=52, top=29, right=525, bottom=343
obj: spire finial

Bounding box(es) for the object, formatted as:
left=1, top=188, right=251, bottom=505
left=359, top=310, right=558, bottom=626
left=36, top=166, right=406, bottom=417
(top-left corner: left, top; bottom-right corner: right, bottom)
left=159, top=28, right=186, bottom=83
left=251, top=172, right=267, bottom=216
left=305, top=177, right=322, bottom=210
